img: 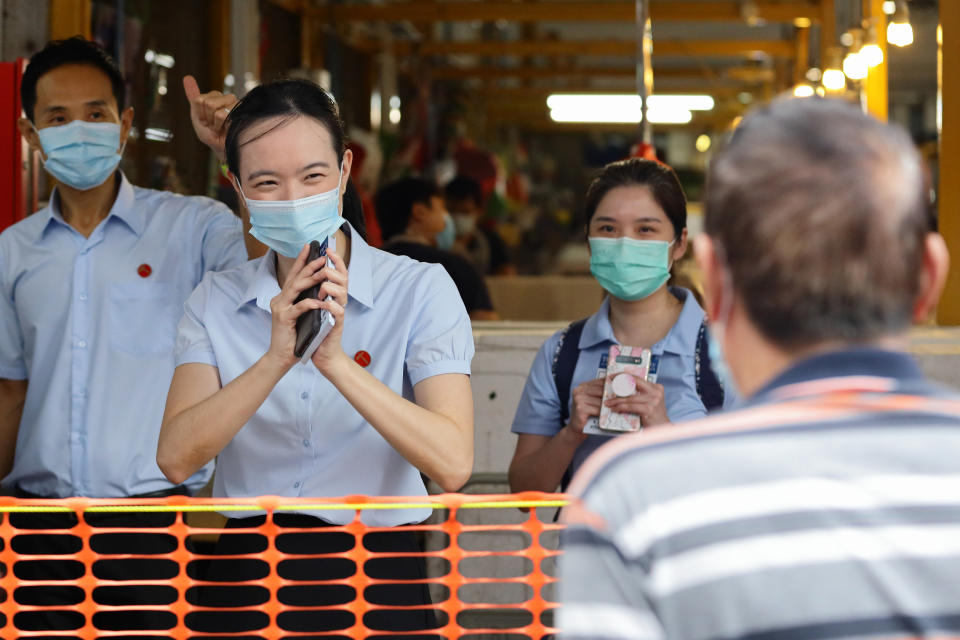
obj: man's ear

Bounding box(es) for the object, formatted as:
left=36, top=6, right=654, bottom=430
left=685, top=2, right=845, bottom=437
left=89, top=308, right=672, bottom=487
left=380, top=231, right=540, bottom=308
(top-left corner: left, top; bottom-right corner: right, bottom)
left=18, top=118, right=43, bottom=156
left=119, top=106, right=135, bottom=148
left=913, top=232, right=950, bottom=323
left=694, top=234, right=722, bottom=323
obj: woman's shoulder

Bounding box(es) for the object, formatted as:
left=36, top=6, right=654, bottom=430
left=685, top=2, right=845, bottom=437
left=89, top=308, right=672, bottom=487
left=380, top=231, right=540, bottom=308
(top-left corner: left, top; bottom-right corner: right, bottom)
left=369, top=246, right=458, bottom=293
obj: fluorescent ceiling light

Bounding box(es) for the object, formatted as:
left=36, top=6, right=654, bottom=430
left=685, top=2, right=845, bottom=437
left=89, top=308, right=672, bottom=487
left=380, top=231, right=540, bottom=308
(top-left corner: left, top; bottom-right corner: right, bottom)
left=546, top=93, right=714, bottom=113
left=549, top=107, right=692, bottom=124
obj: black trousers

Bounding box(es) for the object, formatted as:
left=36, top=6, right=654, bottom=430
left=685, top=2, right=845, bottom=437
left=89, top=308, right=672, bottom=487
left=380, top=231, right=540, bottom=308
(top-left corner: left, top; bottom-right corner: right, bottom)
left=5, top=510, right=179, bottom=639
left=192, top=513, right=442, bottom=639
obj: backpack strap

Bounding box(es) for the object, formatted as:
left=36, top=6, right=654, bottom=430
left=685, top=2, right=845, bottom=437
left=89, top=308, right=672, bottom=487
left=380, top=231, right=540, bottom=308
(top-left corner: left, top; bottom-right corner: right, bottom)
left=695, top=319, right=725, bottom=411
left=552, top=318, right=587, bottom=494
left=553, top=318, right=588, bottom=427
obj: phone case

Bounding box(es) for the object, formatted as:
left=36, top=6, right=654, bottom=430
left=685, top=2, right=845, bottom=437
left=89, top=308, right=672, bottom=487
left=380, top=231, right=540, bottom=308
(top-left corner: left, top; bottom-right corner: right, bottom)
left=598, top=345, right=653, bottom=433
left=294, top=236, right=337, bottom=362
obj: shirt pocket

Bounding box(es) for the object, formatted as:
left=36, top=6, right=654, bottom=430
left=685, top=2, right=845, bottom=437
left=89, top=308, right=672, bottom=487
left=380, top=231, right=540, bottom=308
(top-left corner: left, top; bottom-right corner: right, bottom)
left=109, top=281, right=181, bottom=356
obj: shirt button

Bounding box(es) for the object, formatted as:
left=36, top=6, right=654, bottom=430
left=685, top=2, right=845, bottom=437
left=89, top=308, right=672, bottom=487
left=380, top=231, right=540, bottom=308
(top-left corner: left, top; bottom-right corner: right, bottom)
left=78, top=293, right=87, bottom=301
left=300, top=392, right=308, bottom=400
left=76, top=340, right=87, bottom=348
left=293, top=481, right=301, bottom=488
left=302, top=439, right=310, bottom=447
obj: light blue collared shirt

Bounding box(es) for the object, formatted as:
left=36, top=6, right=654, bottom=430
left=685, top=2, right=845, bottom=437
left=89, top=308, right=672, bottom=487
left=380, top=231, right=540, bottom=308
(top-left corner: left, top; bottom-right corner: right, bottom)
left=511, top=287, right=738, bottom=479
left=174, top=224, right=474, bottom=526
left=0, top=173, right=247, bottom=497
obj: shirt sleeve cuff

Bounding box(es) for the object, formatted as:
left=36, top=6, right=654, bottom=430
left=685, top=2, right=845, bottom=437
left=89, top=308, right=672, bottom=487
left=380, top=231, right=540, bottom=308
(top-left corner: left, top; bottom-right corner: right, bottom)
left=174, top=351, right=219, bottom=368
left=408, top=360, right=472, bottom=387
left=0, top=363, right=27, bottom=380
left=510, top=421, right=562, bottom=436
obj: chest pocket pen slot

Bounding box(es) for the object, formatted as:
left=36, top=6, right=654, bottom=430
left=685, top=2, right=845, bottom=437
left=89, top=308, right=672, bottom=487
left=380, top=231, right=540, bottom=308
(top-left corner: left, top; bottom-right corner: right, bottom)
left=109, top=281, right=180, bottom=356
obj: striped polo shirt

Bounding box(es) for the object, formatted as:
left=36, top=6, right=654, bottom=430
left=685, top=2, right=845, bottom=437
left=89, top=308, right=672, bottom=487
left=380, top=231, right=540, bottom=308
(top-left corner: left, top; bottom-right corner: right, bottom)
left=559, top=348, right=960, bottom=640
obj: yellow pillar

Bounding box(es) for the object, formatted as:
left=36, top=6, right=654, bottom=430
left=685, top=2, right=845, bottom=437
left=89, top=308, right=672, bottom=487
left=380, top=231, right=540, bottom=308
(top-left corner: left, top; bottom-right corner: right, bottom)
left=940, top=0, right=960, bottom=324
left=863, top=0, right=888, bottom=121
left=49, top=0, right=91, bottom=40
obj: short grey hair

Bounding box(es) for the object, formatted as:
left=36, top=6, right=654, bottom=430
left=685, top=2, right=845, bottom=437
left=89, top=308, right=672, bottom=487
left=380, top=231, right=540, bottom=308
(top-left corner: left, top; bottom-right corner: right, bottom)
left=704, top=97, right=932, bottom=349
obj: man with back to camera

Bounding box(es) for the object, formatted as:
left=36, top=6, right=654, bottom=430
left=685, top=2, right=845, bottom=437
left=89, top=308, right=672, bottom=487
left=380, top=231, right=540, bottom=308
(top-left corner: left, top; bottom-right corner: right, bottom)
left=377, top=175, right=500, bottom=320
left=559, top=97, right=960, bottom=639
left=0, top=38, right=247, bottom=633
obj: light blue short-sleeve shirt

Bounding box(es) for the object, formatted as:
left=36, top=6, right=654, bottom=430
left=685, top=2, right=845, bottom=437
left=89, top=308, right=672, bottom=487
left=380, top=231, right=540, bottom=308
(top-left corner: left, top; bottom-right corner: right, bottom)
left=511, top=287, right=737, bottom=480
left=174, top=224, right=474, bottom=526
left=0, top=173, right=247, bottom=497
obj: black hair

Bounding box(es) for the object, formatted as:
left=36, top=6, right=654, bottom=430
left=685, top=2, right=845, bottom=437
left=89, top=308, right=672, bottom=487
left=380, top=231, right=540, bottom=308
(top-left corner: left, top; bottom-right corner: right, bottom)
left=341, top=178, right=368, bottom=243
left=375, top=177, right=441, bottom=241
left=21, top=37, right=126, bottom=122
left=224, top=78, right=365, bottom=236
left=584, top=158, right=687, bottom=237
left=444, top=175, right=483, bottom=207
left=225, top=78, right=345, bottom=178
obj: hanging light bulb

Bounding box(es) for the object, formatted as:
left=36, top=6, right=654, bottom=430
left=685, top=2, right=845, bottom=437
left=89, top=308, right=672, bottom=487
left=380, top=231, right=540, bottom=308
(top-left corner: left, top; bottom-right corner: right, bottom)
left=793, top=83, right=815, bottom=98
left=860, top=22, right=884, bottom=67
left=843, top=51, right=868, bottom=80
left=887, top=0, right=914, bottom=47
left=821, top=48, right=846, bottom=91
left=822, top=68, right=848, bottom=90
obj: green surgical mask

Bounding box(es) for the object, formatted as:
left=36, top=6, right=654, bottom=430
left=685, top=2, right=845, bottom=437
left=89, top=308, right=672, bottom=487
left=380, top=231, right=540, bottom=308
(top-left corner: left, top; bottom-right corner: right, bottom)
left=589, top=236, right=675, bottom=301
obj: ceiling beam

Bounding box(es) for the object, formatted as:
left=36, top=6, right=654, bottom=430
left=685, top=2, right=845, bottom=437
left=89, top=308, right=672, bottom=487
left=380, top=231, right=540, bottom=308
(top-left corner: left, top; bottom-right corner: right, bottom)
left=318, top=1, right=819, bottom=25
left=426, top=64, right=776, bottom=83
left=393, top=39, right=794, bottom=58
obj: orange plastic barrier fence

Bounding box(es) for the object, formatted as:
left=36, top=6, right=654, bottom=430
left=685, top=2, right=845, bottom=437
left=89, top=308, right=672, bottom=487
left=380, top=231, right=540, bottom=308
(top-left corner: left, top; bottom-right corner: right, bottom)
left=0, top=493, right=568, bottom=639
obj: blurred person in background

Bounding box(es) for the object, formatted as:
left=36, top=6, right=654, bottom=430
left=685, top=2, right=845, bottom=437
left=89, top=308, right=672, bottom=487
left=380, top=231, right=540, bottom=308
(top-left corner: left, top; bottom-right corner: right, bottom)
left=445, top=174, right=517, bottom=276
left=559, top=98, right=959, bottom=640
left=377, top=176, right=500, bottom=320
left=508, top=158, right=735, bottom=494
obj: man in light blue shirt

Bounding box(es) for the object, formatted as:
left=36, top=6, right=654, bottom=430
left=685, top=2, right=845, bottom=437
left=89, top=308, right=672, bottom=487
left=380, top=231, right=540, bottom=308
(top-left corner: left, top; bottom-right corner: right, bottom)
left=0, top=38, right=247, bottom=500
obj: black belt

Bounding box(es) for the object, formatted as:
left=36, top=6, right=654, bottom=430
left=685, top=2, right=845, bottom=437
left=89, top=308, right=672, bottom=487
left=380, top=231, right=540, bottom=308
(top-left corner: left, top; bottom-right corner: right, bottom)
left=14, top=485, right=191, bottom=499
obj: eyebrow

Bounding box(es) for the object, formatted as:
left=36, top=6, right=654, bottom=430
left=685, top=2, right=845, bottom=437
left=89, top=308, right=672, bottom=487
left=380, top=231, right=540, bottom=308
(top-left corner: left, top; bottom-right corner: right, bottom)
left=42, top=100, right=111, bottom=115
left=247, top=162, right=331, bottom=182
left=592, top=216, right=663, bottom=224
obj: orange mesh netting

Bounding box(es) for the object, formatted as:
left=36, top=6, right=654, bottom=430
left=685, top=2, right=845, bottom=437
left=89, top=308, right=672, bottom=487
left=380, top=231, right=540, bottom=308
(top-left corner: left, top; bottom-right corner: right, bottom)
left=0, top=493, right=568, bottom=639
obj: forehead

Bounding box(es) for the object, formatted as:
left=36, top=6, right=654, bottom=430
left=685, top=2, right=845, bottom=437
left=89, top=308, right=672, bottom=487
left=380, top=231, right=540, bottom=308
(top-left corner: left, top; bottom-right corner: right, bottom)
left=594, top=184, right=667, bottom=222
left=34, top=63, right=117, bottom=111
left=237, top=115, right=337, bottom=174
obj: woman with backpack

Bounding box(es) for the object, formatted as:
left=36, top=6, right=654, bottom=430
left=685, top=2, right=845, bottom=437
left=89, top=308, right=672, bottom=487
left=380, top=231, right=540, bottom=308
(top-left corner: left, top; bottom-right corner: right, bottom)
left=508, top=158, right=736, bottom=493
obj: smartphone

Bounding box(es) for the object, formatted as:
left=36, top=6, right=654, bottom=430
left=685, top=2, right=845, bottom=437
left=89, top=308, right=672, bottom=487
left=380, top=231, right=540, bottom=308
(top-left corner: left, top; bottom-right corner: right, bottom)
left=598, top=345, right=652, bottom=433
left=293, top=238, right=336, bottom=361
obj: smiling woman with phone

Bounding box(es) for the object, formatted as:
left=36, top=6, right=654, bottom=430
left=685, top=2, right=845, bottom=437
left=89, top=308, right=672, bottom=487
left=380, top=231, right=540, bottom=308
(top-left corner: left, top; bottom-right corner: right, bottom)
left=156, top=77, right=474, bottom=635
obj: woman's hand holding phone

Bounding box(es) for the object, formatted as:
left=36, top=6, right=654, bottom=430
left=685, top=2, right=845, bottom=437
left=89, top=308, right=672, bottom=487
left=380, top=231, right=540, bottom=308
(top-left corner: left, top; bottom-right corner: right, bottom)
left=309, top=248, right=349, bottom=374
left=266, top=243, right=329, bottom=369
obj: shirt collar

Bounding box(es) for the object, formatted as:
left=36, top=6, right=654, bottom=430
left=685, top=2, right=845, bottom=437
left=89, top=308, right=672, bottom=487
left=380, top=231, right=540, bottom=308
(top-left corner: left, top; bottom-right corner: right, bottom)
left=578, top=287, right=704, bottom=355
left=238, top=222, right=375, bottom=312
left=37, top=172, right=141, bottom=239
left=750, top=347, right=926, bottom=404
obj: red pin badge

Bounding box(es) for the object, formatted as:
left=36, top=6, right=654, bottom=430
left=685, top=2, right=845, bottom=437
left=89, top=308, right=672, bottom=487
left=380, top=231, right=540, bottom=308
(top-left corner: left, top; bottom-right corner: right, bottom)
left=354, top=350, right=371, bottom=367
left=137, top=263, right=152, bottom=278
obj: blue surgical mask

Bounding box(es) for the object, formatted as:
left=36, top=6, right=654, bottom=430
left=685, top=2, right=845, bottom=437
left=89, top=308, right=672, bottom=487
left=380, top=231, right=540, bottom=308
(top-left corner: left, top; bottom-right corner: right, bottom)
left=241, top=164, right=346, bottom=258
left=589, top=236, right=674, bottom=301
left=35, top=120, right=124, bottom=190
left=436, top=212, right=456, bottom=250
left=708, top=259, right=740, bottom=399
